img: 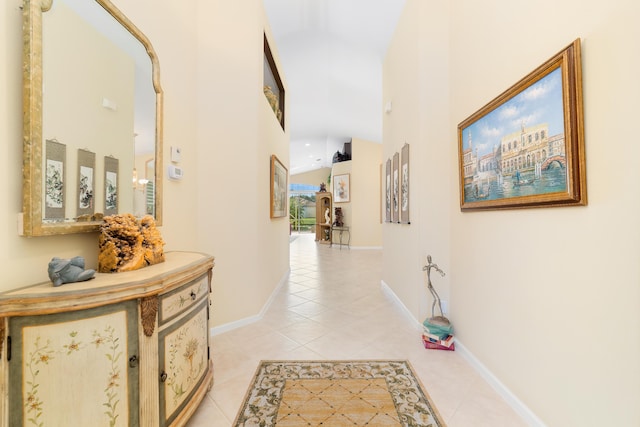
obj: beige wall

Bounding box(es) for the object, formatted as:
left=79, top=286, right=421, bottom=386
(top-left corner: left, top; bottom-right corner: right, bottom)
left=0, top=0, right=289, bottom=333
left=385, top=0, right=640, bottom=426
left=290, top=167, right=331, bottom=187
left=383, top=0, right=452, bottom=326
left=195, top=0, right=290, bottom=327
left=329, top=138, right=382, bottom=248
left=347, top=138, right=382, bottom=247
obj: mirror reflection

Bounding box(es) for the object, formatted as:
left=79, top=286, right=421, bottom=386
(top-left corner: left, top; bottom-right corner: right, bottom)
left=42, top=0, right=155, bottom=222
left=21, top=0, right=162, bottom=236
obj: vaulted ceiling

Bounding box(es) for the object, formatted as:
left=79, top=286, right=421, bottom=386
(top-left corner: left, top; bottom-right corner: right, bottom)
left=263, top=0, right=406, bottom=175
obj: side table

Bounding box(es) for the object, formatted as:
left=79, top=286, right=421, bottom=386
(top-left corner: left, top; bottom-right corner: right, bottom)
left=331, top=226, right=350, bottom=249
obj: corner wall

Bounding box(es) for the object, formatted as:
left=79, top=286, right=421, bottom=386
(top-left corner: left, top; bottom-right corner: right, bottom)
left=382, top=0, right=452, bottom=327
left=331, top=138, right=382, bottom=248
left=384, top=0, right=640, bottom=425
left=195, top=0, right=290, bottom=327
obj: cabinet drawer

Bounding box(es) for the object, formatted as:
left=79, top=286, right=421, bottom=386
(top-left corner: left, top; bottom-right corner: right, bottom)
left=158, top=274, right=209, bottom=326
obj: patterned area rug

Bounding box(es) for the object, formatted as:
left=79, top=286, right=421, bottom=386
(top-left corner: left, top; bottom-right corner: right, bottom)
left=233, top=360, right=445, bottom=426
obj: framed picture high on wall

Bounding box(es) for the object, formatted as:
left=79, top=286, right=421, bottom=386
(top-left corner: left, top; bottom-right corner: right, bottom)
left=458, top=39, right=586, bottom=211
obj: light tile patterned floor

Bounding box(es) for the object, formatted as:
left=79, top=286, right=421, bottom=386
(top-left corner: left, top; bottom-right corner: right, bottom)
left=186, top=233, right=527, bottom=427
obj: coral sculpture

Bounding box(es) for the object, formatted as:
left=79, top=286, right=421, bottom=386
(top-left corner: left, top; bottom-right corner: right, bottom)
left=98, top=214, right=165, bottom=273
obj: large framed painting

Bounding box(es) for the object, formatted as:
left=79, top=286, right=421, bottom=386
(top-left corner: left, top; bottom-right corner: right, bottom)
left=270, top=154, right=288, bottom=218
left=458, top=39, right=586, bottom=211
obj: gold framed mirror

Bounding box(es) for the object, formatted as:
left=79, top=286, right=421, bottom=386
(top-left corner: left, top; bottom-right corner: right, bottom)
left=21, top=0, right=163, bottom=236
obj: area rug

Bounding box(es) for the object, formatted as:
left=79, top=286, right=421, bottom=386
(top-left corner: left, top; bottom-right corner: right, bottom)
left=233, top=360, right=445, bottom=426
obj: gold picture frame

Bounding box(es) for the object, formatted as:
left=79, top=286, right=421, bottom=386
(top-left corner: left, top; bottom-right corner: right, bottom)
left=458, top=39, right=586, bottom=211
left=270, top=154, right=288, bottom=218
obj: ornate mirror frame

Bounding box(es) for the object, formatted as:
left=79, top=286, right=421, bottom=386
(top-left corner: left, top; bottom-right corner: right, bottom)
left=21, top=0, right=163, bottom=236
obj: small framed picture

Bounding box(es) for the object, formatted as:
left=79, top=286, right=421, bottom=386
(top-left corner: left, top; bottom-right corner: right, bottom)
left=270, top=154, right=288, bottom=218
left=333, top=173, right=350, bottom=203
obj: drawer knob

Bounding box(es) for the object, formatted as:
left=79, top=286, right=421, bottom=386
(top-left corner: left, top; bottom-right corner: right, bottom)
left=190, top=291, right=197, bottom=300
left=160, top=371, right=168, bottom=382
left=129, top=355, right=138, bottom=368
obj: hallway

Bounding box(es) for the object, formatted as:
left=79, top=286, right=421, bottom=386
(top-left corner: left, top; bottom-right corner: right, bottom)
left=188, top=233, right=526, bottom=426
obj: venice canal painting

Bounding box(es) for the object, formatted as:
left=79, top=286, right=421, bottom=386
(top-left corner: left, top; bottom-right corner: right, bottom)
left=460, top=67, right=568, bottom=206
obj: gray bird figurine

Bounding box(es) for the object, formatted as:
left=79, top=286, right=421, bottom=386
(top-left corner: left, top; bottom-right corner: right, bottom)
left=48, top=256, right=95, bottom=287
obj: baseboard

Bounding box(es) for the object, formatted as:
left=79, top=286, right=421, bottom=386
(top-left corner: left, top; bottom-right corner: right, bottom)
left=454, top=339, right=547, bottom=427
left=330, top=245, right=383, bottom=250
left=210, top=268, right=290, bottom=336
left=380, top=280, right=545, bottom=427
left=379, top=280, right=421, bottom=331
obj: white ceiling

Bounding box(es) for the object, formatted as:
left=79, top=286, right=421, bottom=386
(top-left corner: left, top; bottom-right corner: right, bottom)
left=263, top=0, right=406, bottom=175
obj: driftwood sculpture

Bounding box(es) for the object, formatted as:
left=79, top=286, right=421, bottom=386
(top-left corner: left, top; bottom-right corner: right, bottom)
left=98, top=214, right=165, bottom=273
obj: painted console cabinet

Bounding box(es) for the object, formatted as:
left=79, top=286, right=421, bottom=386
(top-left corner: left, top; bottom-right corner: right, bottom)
left=0, top=251, right=214, bottom=427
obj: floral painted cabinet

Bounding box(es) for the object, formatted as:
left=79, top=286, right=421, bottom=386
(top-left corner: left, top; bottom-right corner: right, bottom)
left=157, top=274, right=210, bottom=426
left=8, top=303, right=139, bottom=426
left=0, top=251, right=214, bottom=427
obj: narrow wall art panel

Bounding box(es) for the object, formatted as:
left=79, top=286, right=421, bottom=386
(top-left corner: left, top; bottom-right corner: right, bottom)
left=77, top=149, right=95, bottom=218
left=392, top=152, right=399, bottom=223
left=385, top=158, right=392, bottom=222
left=104, top=156, right=119, bottom=216
left=45, top=139, right=66, bottom=221
left=401, top=143, right=410, bottom=224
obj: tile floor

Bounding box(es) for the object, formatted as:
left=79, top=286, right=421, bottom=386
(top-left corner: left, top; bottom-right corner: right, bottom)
left=187, top=233, right=527, bottom=426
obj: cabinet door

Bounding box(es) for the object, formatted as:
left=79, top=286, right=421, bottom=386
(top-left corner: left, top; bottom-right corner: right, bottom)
left=8, top=302, right=139, bottom=426
left=158, top=299, right=209, bottom=426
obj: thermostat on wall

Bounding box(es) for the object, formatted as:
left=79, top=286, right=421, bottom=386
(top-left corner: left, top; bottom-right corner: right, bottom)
left=168, top=165, right=184, bottom=180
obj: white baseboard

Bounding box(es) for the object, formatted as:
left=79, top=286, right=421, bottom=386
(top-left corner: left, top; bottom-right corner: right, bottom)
left=210, top=268, right=290, bottom=336
left=380, top=280, right=545, bottom=427
left=380, top=280, right=422, bottom=330
left=330, top=245, right=383, bottom=250
left=454, top=339, right=547, bottom=427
